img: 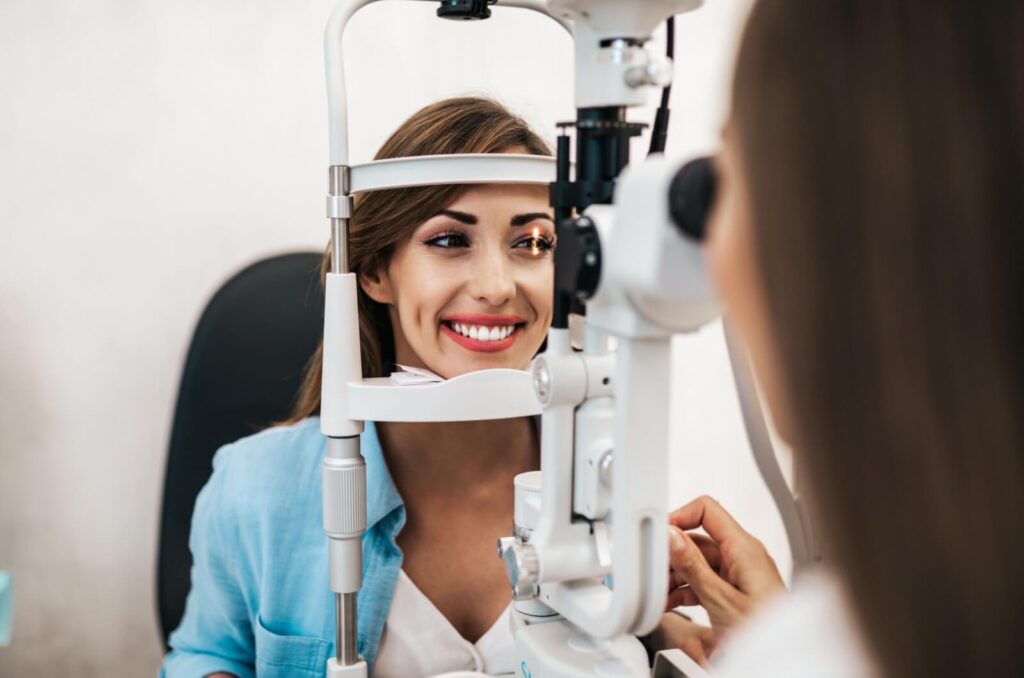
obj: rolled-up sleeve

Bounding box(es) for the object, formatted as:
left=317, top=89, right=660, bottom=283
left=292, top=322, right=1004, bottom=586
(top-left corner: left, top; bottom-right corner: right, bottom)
left=162, top=445, right=255, bottom=678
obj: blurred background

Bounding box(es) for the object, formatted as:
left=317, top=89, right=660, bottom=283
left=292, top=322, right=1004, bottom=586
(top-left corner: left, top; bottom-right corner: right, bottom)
left=0, top=0, right=774, bottom=675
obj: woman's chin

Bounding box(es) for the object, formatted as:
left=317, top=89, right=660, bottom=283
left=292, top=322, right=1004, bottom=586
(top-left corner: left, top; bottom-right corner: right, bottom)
left=427, top=331, right=542, bottom=377
left=439, top=359, right=527, bottom=379
left=426, top=351, right=534, bottom=379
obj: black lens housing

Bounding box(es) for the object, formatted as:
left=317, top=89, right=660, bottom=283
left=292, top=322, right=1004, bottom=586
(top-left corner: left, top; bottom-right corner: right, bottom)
left=669, top=156, right=717, bottom=242
left=437, top=0, right=496, bottom=20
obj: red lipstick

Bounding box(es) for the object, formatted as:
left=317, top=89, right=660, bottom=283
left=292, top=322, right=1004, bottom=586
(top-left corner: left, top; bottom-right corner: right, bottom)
left=440, top=314, right=527, bottom=353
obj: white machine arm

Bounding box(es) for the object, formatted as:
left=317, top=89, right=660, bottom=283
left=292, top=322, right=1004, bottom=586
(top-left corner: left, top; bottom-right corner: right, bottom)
left=503, top=159, right=722, bottom=677
left=325, top=0, right=571, bottom=166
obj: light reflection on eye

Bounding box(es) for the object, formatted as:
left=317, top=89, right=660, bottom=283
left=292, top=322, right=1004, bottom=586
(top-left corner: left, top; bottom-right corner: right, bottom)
left=514, top=226, right=554, bottom=257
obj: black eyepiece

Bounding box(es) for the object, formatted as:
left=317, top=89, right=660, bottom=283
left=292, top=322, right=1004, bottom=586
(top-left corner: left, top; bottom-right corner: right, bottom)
left=668, top=156, right=717, bottom=241
left=437, top=0, right=496, bottom=20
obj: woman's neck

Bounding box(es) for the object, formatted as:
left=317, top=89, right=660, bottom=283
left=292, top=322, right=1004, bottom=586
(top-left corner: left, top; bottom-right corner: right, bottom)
left=377, top=417, right=539, bottom=503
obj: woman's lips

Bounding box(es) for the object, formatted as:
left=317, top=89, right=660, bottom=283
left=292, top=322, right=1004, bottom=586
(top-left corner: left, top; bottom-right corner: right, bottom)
left=440, top=314, right=526, bottom=353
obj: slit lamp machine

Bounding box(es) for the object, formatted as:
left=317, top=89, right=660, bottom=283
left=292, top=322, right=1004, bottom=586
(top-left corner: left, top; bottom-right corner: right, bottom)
left=317, top=2, right=818, bottom=676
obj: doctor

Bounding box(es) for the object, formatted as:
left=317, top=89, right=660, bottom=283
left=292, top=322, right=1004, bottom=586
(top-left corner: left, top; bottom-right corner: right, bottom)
left=659, top=1, right=1023, bottom=676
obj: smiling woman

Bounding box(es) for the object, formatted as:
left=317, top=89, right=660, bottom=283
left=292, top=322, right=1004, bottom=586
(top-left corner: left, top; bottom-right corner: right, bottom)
left=162, top=97, right=556, bottom=678
left=361, top=183, right=554, bottom=375
left=292, top=97, right=553, bottom=400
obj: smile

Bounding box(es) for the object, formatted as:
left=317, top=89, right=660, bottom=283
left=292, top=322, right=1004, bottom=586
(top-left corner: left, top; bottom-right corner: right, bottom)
left=440, top=314, right=526, bottom=353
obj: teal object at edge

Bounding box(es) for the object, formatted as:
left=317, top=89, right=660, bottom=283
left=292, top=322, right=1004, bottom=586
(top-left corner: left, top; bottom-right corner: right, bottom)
left=0, top=571, right=12, bottom=646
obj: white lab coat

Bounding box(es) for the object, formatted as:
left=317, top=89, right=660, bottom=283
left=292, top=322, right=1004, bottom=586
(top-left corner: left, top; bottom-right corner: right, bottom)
left=714, top=571, right=879, bottom=678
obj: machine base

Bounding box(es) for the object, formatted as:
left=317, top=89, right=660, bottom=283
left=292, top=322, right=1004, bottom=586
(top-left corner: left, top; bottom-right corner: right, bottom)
left=514, top=612, right=649, bottom=677
left=326, top=657, right=368, bottom=678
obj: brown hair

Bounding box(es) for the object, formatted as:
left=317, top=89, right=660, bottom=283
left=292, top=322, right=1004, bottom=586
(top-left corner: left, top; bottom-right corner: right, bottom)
left=285, top=97, right=551, bottom=423
left=733, top=1, right=1023, bottom=676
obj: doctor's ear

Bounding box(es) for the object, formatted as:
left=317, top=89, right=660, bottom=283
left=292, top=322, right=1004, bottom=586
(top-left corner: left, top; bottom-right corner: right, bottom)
left=358, top=258, right=395, bottom=305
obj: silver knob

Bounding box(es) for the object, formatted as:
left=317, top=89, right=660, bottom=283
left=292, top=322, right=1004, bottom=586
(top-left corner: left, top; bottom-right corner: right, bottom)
left=598, top=449, right=613, bottom=488
left=625, top=58, right=673, bottom=88
left=532, top=358, right=552, bottom=404
left=496, top=537, right=540, bottom=601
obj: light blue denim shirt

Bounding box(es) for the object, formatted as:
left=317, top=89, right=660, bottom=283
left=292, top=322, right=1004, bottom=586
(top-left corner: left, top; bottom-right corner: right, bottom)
left=162, top=417, right=405, bottom=678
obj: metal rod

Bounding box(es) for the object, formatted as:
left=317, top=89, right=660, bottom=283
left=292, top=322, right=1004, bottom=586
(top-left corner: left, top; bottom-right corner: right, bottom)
left=335, top=593, right=342, bottom=660
left=330, top=218, right=347, bottom=274
left=337, top=591, right=358, bottom=664
left=328, top=165, right=350, bottom=274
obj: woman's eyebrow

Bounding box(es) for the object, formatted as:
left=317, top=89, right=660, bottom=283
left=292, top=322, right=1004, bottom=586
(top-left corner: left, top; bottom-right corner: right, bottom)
left=510, top=212, right=554, bottom=227
left=435, top=210, right=553, bottom=227
left=437, top=209, right=477, bottom=224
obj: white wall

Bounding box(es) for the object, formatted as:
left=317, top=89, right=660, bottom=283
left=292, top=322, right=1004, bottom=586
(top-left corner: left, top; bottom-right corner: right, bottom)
left=0, top=1, right=770, bottom=675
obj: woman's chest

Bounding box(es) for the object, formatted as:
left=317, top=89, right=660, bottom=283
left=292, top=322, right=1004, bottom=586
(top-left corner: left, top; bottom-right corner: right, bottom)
left=375, top=570, right=516, bottom=677
left=398, top=512, right=514, bottom=643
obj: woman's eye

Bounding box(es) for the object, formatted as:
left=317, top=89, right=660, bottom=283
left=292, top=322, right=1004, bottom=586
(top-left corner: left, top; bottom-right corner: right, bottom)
left=513, top=235, right=555, bottom=254
left=425, top=232, right=470, bottom=249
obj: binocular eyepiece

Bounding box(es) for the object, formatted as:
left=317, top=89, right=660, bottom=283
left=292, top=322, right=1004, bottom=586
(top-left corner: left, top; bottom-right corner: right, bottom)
left=669, top=156, right=717, bottom=242
left=437, top=0, right=497, bottom=21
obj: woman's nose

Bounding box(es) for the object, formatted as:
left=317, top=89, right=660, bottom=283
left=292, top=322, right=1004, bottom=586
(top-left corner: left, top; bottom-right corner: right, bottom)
left=467, top=250, right=516, bottom=307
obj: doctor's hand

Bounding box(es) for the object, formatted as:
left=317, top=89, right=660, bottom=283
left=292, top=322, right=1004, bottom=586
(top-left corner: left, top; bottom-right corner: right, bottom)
left=644, top=611, right=718, bottom=667
left=665, top=496, right=786, bottom=635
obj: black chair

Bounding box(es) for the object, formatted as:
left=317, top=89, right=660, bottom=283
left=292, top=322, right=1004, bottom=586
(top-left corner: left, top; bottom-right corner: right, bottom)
left=157, top=252, right=324, bottom=646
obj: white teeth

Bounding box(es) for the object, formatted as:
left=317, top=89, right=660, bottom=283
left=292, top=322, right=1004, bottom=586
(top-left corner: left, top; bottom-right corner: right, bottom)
left=448, top=322, right=517, bottom=342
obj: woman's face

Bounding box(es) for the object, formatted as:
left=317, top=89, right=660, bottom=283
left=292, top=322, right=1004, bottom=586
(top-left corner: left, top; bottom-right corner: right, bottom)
left=361, top=183, right=554, bottom=379
left=706, top=128, right=796, bottom=442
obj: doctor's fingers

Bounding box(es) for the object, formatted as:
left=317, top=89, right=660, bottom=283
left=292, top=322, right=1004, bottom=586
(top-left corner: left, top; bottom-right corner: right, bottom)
left=652, top=612, right=718, bottom=667
left=669, top=496, right=782, bottom=592
left=668, top=533, right=722, bottom=590
left=666, top=584, right=701, bottom=609
left=666, top=526, right=749, bottom=620
left=669, top=496, right=755, bottom=549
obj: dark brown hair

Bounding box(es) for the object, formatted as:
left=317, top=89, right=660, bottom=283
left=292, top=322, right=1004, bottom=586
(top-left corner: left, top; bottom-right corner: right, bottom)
left=285, top=97, right=551, bottom=423
left=733, top=2, right=1023, bottom=675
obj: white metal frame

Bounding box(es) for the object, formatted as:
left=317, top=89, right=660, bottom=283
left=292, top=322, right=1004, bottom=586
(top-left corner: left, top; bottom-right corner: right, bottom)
left=319, top=3, right=571, bottom=677
left=313, top=2, right=809, bottom=678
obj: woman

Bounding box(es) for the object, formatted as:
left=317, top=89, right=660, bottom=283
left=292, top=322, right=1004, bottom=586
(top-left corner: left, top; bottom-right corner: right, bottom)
left=162, top=97, right=555, bottom=677
left=660, top=1, right=1023, bottom=676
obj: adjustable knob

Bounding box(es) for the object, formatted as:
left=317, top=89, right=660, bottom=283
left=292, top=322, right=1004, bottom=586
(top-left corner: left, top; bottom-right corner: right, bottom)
left=554, top=215, right=603, bottom=304
left=497, top=537, right=540, bottom=601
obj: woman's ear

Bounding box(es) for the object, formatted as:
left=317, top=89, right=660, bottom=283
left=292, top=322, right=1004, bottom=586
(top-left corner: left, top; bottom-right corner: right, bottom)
left=358, top=258, right=395, bottom=304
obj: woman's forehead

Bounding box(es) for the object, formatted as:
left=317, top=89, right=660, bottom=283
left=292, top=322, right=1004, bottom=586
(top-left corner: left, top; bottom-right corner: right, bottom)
left=445, top=183, right=550, bottom=210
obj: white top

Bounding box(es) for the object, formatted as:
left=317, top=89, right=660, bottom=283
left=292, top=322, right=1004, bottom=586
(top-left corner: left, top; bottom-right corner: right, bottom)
left=714, top=571, right=879, bottom=678
left=374, top=570, right=516, bottom=677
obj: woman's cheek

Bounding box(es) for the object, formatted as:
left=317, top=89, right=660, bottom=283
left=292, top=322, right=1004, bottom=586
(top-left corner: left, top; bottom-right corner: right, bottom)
left=520, top=257, right=554, bottom=300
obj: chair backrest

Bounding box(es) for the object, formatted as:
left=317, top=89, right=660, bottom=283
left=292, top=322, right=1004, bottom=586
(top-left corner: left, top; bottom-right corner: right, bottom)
left=157, top=252, right=324, bottom=646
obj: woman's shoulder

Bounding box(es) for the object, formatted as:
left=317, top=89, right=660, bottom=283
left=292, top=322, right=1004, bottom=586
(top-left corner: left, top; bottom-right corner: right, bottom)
left=215, top=416, right=325, bottom=468
left=200, top=418, right=397, bottom=540
left=206, top=417, right=326, bottom=517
